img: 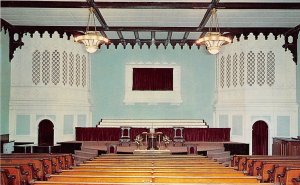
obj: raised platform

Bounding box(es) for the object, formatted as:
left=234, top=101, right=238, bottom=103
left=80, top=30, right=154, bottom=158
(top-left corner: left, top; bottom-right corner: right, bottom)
left=97, top=119, right=208, bottom=128
left=133, top=149, right=171, bottom=155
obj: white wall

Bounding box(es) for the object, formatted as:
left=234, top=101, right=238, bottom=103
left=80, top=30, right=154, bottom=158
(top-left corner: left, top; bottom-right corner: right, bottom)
left=9, top=32, right=93, bottom=144
left=214, top=33, right=298, bottom=154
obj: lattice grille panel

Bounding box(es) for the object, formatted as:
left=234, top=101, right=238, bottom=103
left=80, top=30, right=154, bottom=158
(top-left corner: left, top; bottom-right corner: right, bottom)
left=247, top=51, right=256, bottom=86
left=69, top=52, right=74, bottom=86
left=82, top=55, right=87, bottom=87
left=76, top=54, right=81, bottom=87
left=267, top=51, right=276, bottom=86
left=239, top=52, right=245, bottom=87
left=226, top=55, right=231, bottom=88
left=62, top=51, right=68, bottom=86
left=232, top=53, right=238, bottom=87
left=257, top=51, right=266, bottom=86
left=51, top=50, right=60, bottom=85
left=32, top=50, right=41, bottom=85
left=42, top=50, right=50, bottom=85
left=220, top=56, right=225, bottom=88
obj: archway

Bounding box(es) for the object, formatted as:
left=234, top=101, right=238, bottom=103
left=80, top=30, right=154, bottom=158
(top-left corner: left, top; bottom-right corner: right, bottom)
left=252, top=120, right=268, bottom=155
left=38, top=119, right=54, bottom=146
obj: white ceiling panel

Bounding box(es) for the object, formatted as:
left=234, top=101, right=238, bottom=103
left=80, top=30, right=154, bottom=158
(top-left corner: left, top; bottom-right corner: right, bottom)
left=213, top=9, right=300, bottom=28
left=139, top=32, right=151, bottom=39
left=95, top=0, right=211, bottom=2
left=171, top=32, right=185, bottom=39
left=0, top=8, right=97, bottom=26
left=99, top=9, right=205, bottom=27
left=188, top=32, right=202, bottom=40
left=104, top=31, right=119, bottom=39
left=221, top=0, right=299, bottom=2
left=155, top=32, right=168, bottom=39
left=122, top=31, right=135, bottom=39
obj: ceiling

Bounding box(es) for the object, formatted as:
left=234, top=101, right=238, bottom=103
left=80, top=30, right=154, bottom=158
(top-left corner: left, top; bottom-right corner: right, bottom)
left=1, top=0, right=300, bottom=54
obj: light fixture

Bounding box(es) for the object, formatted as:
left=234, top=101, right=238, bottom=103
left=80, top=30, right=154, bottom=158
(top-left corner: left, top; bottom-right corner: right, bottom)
left=196, top=8, right=231, bottom=54
left=74, top=7, right=109, bottom=53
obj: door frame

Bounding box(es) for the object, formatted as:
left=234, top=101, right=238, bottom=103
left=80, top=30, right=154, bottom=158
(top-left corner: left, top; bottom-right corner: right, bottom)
left=38, top=119, right=54, bottom=146
left=252, top=120, right=269, bottom=155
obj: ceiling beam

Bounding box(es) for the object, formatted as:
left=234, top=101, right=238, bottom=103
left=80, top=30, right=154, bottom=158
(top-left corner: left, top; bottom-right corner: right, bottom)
left=87, top=0, right=109, bottom=30
left=197, top=0, right=219, bottom=32
left=181, top=32, right=190, bottom=44
left=165, top=31, right=172, bottom=46
left=117, top=31, right=124, bottom=40
left=134, top=31, right=141, bottom=46
left=2, top=1, right=300, bottom=9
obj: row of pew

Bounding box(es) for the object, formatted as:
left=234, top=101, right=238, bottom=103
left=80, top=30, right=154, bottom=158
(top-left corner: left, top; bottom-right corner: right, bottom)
left=0, top=153, right=74, bottom=185
left=31, top=154, right=270, bottom=185
left=231, top=155, right=300, bottom=185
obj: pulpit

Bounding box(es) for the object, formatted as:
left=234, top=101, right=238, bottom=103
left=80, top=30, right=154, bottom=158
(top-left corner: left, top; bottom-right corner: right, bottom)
left=142, top=131, right=163, bottom=150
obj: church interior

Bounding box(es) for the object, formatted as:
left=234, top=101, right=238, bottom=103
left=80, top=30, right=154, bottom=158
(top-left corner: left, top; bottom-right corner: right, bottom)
left=1, top=0, right=300, bottom=184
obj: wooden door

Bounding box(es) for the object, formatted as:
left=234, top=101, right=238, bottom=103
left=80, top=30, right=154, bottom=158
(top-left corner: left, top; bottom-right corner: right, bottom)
left=252, top=120, right=268, bottom=155
left=38, top=119, right=54, bottom=146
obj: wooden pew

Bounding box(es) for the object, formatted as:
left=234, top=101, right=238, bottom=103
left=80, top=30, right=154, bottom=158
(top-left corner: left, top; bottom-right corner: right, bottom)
left=0, top=165, right=27, bottom=185
left=248, top=159, right=300, bottom=176
left=1, top=168, right=15, bottom=185
left=1, top=153, right=74, bottom=171
left=271, top=164, right=300, bottom=183
left=60, top=170, right=245, bottom=177
left=239, top=156, right=300, bottom=173
left=31, top=182, right=273, bottom=185
left=153, top=176, right=259, bottom=183
left=79, top=163, right=223, bottom=167
left=258, top=161, right=300, bottom=182
left=1, top=156, right=55, bottom=175
left=72, top=166, right=233, bottom=171
left=45, top=174, right=259, bottom=183
left=1, top=163, right=34, bottom=183
left=0, top=158, right=46, bottom=180
left=278, top=167, right=300, bottom=185
left=292, top=176, right=300, bottom=185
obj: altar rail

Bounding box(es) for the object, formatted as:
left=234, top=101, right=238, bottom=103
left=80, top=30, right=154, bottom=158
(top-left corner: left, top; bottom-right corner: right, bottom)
left=76, top=127, right=230, bottom=142
left=97, top=119, right=208, bottom=128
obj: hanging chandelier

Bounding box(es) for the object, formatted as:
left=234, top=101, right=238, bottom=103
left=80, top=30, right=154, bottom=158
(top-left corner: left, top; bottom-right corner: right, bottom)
left=75, top=7, right=109, bottom=53
left=196, top=8, right=231, bottom=54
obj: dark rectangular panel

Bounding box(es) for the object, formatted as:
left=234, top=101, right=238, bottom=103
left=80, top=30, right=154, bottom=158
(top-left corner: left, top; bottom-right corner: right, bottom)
left=132, top=68, right=173, bottom=91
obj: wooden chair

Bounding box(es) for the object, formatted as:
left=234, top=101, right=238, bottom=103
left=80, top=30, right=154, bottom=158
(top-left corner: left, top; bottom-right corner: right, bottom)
left=173, top=127, right=184, bottom=146
left=119, top=127, right=131, bottom=146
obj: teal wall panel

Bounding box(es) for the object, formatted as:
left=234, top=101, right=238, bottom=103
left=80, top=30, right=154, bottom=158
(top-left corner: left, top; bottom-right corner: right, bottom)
left=78, top=115, right=86, bottom=127
left=219, top=115, right=229, bottom=128
left=0, top=31, right=10, bottom=134
left=64, top=115, right=74, bottom=134
left=232, top=115, right=243, bottom=136
left=91, top=45, right=215, bottom=126
left=277, top=116, right=290, bottom=137
left=16, top=115, right=30, bottom=135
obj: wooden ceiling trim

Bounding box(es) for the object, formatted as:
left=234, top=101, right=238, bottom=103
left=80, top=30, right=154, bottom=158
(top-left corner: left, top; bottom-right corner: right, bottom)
left=2, top=1, right=300, bottom=9
left=9, top=25, right=291, bottom=33
left=283, top=24, right=300, bottom=64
